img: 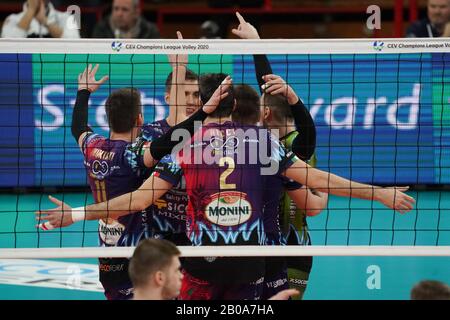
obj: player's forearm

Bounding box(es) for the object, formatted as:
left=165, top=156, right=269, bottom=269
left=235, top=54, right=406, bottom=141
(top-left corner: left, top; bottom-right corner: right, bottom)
left=253, top=55, right=273, bottom=93
left=71, top=89, right=91, bottom=142
left=168, top=65, right=187, bottom=123
left=83, top=190, right=150, bottom=220
left=148, top=107, right=208, bottom=161
left=290, top=100, right=316, bottom=160
left=310, top=168, right=381, bottom=201
left=305, top=190, right=328, bottom=217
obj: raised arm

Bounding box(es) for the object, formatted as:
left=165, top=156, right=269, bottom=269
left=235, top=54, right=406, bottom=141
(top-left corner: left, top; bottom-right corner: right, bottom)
left=36, top=174, right=174, bottom=230
left=232, top=12, right=316, bottom=160
left=71, top=64, right=109, bottom=149
left=167, top=31, right=188, bottom=124
left=231, top=12, right=271, bottom=93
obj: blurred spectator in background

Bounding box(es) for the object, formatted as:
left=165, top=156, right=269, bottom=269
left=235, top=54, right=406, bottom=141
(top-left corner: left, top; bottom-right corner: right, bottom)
left=201, top=0, right=264, bottom=39
left=443, top=22, right=450, bottom=36
left=1, top=0, right=80, bottom=38
left=200, top=20, right=221, bottom=39
left=406, top=0, right=450, bottom=37
left=92, top=0, right=160, bottom=39
left=411, top=280, right=450, bottom=300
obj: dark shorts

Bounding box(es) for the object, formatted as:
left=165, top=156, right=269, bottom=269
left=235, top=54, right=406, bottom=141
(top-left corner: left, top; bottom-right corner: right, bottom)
left=179, top=270, right=264, bottom=300
left=99, top=257, right=133, bottom=300
left=261, top=269, right=289, bottom=300
left=287, top=268, right=311, bottom=300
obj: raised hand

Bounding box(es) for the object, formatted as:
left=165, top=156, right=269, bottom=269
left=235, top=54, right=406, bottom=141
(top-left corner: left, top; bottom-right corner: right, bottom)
left=231, top=12, right=260, bottom=39
left=202, top=76, right=233, bottom=114
left=35, top=195, right=74, bottom=230
left=261, top=74, right=299, bottom=105
left=168, top=31, right=188, bottom=67
left=78, top=64, right=109, bottom=93
left=377, top=186, right=415, bottom=214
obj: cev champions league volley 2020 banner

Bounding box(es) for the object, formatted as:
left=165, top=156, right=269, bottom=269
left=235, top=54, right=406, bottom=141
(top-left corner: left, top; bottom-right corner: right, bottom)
left=0, top=52, right=449, bottom=187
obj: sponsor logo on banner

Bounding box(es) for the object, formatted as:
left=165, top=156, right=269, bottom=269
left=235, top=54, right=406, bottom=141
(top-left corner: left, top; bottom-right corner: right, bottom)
left=0, top=259, right=102, bottom=292
left=111, top=41, right=123, bottom=52
left=205, top=191, right=252, bottom=226
left=373, top=41, right=384, bottom=52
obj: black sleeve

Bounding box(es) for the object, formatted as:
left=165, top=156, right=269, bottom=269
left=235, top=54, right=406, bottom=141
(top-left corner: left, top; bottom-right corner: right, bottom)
left=149, top=108, right=208, bottom=160
left=290, top=99, right=316, bottom=161
left=253, top=54, right=316, bottom=160
left=252, top=55, right=273, bottom=94
left=71, top=89, right=93, bottom=143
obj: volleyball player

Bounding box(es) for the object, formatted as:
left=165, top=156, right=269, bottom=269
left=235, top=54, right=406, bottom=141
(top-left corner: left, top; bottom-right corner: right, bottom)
left=260, top=83, right=328, bottom=300
left=41, top=46, right=216, bottom=299
left=233, top=12, right=327, bottom=299
left=125, top=50, right=200, bottom=247
left=69, top=63, right=142, bottom=300
left=37, top=73, right=415, bottom=300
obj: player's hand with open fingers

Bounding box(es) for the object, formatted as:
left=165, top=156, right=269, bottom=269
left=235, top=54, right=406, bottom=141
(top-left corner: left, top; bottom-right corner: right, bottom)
left=377, top=186, right=416, bottom=214
left=202, top=76, right=233, bottom=114
left=35, top=195, right=74, bottom=230
left=231, top=12, right=260, bottom=39
left=168, top=31, right=188, bottom=67
left=78, top=64, right=109, bottom=93
left=262, top=74, right=299, bottom=105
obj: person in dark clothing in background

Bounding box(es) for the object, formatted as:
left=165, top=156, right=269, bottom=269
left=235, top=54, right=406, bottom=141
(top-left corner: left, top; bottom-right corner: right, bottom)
left=406, top=0, right=450, bottom=37
left=92, top=0, right=160, bottom=39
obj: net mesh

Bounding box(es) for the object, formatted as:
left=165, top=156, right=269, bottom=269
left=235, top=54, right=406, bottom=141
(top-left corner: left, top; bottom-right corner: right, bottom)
left=0, top=39, right=449, bottom=256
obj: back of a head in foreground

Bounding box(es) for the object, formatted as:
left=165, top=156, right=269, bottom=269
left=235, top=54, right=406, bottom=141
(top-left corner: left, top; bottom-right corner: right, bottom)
left=411, top=280, right=450, bottom=300
left=199, top=73, right=235, bottom=119
left=232, top=84, right=261, bottom=126
left=129, top=238, right=181, bottom=289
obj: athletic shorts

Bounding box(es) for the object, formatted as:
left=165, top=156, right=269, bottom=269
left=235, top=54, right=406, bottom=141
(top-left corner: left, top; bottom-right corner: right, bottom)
left=287, top=268, right=310, bottom=300
left=179, top=269, right=264, bottom=300
left=99, top=257, right=133, bottom=300
left=261, top=269, right=289, bottom=300
left=103, top=283, right=134, bottom=300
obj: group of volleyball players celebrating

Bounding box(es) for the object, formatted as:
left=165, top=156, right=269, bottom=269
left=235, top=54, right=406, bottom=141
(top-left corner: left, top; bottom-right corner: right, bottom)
left=36, top=13, right=415, bottom=300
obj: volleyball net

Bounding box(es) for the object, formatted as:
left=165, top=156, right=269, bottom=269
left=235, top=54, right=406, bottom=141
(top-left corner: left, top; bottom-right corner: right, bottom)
left=0, top=38, right=449, bottom=259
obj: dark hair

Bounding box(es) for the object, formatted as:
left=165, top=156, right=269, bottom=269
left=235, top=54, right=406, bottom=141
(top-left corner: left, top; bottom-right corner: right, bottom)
left=129, top=239, right=181, bottom=289
left=411, top=280, right=450, bottom=300
left=165, top=68, right=199, bottom=93
left=261, top=93, right=294, bottom=124
left=105, top=87, right=142, bottom=133
left=232, top=84, right=260, bottom=125
left=199, top=73, right=234, bottom=118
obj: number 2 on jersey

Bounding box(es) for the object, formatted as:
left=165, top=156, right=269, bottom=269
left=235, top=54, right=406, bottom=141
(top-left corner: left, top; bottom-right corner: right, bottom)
left=219, top=157, right=236, bottom=190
